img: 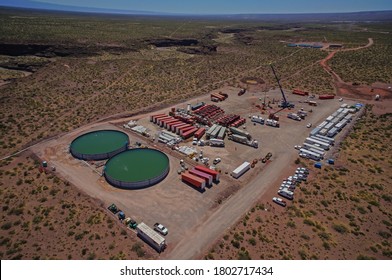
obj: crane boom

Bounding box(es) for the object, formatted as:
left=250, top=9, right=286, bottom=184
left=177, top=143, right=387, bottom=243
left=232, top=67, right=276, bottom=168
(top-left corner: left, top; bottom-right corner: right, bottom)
left=270, top=63, right=287, bottom=104
left=269, top=63, right=293, bottom=108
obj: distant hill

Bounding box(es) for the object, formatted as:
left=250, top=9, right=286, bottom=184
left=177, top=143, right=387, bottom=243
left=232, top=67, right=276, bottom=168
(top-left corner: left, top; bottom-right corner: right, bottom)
left=220, top=11, right=392, bottom=22
left=0, top=1, right=391, bottom=22
left=0, top=0, right=164, bottom=15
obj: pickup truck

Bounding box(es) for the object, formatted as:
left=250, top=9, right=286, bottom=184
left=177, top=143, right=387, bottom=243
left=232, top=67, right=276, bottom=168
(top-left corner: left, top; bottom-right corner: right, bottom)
left=154, top=223, right=168, bottom=236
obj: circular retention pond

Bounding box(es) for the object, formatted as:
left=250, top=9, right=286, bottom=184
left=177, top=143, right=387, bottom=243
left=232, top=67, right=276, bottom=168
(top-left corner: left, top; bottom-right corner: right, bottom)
left=104, top=149, right=170, bottom=189
left=70, top=130, right=129, bottom=161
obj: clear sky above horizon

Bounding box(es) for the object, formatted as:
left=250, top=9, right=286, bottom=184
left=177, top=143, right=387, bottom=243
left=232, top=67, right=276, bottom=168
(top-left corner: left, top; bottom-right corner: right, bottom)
left=1, top=0, right=392, bottom=14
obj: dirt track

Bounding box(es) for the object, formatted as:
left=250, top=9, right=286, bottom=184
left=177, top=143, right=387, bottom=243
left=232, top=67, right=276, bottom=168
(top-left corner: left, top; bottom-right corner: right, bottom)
left=166, top=152, right=293, bottom=259
left=320, top=38, right=374, bottom=84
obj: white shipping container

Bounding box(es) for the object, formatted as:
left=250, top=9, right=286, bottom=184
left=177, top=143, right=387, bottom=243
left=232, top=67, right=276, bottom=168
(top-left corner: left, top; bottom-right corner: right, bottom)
left=231, top=162, right=251, bottom=179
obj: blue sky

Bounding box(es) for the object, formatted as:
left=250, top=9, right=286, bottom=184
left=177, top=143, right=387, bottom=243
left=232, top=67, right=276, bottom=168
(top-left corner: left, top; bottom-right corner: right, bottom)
left=1, top=0, right=392, bottom=14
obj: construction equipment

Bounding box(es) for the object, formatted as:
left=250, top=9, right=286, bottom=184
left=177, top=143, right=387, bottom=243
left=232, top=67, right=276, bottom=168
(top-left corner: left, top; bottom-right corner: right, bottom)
left=261, top=152, right=272, bottom=163
left=108, top=204, right=120, bottom=214
left=124, top=218, right=138, bottom=229
left=118, top=211, right=125, bottom=221
left=269, top=64, right=294, bottom=109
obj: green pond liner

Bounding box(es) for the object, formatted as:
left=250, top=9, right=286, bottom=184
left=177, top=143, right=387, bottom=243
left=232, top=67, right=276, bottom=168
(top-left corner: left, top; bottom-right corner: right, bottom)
left=70, top=130, right=129, bottom=161
left=104, top=149, right=170, bottom=189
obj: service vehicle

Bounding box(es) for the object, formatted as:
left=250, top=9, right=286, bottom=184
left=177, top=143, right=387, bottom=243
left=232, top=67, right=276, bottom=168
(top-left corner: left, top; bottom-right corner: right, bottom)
left=154, top=223, right=168, bottom=236
left=272, top=197, right=287, bottom=207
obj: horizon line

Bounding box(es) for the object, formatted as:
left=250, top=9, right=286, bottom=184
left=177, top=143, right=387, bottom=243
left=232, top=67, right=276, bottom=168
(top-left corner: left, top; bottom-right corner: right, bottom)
left=1, top=5, right=392, bottom=17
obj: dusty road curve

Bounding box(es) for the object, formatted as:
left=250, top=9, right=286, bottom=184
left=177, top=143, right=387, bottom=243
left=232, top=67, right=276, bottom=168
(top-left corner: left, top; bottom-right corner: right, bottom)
left=166, top=152, right=292, bottom=260
left=320, top=38, right=374, bottom=83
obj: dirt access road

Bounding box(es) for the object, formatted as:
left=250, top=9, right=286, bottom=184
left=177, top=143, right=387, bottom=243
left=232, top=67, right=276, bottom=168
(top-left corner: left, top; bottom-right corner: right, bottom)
left=320, top=38, right=374, bottom=83
left=166, top=152, right=293, bottom=259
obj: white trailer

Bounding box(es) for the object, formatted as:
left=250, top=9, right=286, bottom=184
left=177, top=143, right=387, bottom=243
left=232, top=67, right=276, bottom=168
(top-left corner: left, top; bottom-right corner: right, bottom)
left=310, top=137, right=331, bottom=148
left=231, top=162, right=251, bottom=179
left=251, top=116, right=265, bottom=124
left=209, top=138, right=225, bottom=147
left=287, top=113, right=301, bottom=121
left=305, top=137, right=330, bottom=150
left=318, top=121, right=328, bottom=128
left=299, top=148, right=322, bottom=161
left=344, top=114, right=353, bottom=122
left=310, top=136, right=331, bottom=149
left=266, top=119, right=280, bottom=127
left=306, top=148, right=325, bottom=159
left=303, top=142, right=327, bottom=153
left=314, top=134, right=335, bottom=145
left=326, top=115, right=334, bottom=122
left=136, top=222, right=166, bottom=253
left=319, top=128, right=328, bottom=136
left=206, top=124, right=218, bottom=137
left=327, top=127, right=338, bottom=137
left=310, top=127, right=322, bottom=136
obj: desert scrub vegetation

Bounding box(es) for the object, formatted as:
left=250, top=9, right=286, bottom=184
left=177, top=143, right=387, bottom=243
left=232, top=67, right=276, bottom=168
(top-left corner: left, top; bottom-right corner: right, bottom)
left=330, top=35, right=392, bottom=84
left=0, top=18, right=339, bottom=156
left=210, top=106, right=391, bottom=260
left=0, top=153, right=155, bottom=260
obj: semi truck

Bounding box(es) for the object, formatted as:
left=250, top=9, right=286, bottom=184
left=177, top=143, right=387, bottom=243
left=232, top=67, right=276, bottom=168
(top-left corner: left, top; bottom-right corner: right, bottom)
left=229, top=127, right=251, bottom=139
left=228, top=134, right=258, bottom=148
left=209, top=138, right=225, bottom=147
left=136, top=222, right=167, bottom=253
left=287, top=113, right=301, bottom=121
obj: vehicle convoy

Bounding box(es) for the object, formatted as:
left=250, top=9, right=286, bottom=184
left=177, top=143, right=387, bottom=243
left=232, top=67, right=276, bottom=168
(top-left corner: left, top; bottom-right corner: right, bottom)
left=154, top=223, right=168, bottom=236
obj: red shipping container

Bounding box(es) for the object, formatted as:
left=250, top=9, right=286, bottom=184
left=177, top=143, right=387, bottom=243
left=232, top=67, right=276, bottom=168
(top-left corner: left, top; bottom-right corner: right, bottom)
left=195, top=165, right=220, bottom=182
left=160, top=118, right=176, bottom=127
left=170, top=122, right=185, bottom=132
left=292, top=89, right=309, bottom=96
left=156, top=116, right=172, bottom=125
left=189, top=169, right=212, bottom=186
left=319, top=94, right=335, bottom=100
left=194, top=128, right=206, bottom=139
left=152, top=114, right=169, bottom=123
left=182, top=172, right=205, bottom=190
left=150, top=113, right=166, bottom=122
left=176, top=124, right=192, bottom=134
left=165, top=119, right=180, bottom=129
left=181, top=127, right=198, bottom=139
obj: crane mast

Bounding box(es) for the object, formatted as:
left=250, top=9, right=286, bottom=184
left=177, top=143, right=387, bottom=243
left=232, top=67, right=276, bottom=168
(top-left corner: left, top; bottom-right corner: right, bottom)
left=269, top=63, right=293, bottom=108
